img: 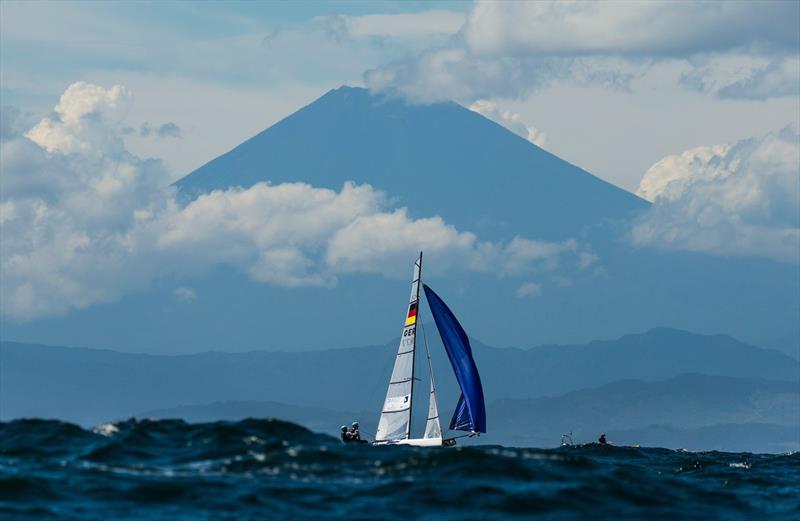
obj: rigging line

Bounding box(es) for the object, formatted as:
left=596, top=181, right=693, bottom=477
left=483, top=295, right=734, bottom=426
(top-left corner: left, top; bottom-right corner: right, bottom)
left=419, top=304, right=440, bottom=424
left=420, top=319, right=436, bottom=393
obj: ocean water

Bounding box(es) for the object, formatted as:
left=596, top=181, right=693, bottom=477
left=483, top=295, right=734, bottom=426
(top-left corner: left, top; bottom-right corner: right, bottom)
left=1, top=419, right=798, bottom=520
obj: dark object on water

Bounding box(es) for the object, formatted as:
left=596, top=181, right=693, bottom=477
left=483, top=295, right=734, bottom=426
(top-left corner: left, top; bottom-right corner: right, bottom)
left=598, top=433, right=607, bottom=445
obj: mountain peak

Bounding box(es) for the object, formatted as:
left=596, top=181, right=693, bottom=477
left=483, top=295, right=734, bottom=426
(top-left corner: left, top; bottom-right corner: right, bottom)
left=176, top=86, right=646, bottom=241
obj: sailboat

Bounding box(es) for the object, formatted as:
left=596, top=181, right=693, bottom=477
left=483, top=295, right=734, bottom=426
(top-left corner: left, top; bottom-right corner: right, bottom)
left=373, top=252, right=486, bottom=447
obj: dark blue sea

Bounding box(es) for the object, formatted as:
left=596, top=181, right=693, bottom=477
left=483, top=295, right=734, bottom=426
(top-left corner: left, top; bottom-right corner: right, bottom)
left=1, top=418, right=798, bottom=520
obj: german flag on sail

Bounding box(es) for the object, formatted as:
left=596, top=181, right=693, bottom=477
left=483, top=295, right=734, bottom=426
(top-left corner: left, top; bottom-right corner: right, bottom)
left=405, top=302, right=418, bottom=326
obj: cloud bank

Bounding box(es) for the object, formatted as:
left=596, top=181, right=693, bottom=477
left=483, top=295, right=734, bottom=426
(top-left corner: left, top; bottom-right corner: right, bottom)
left=365, top=0, right=799, bottom=103
left=633, top=127, right=800, bottom=262
left=1, top=83, right=588, bottom=320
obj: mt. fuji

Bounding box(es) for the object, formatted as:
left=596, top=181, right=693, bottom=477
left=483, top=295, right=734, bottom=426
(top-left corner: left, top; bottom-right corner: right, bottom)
left=6, top=87, right=797, bottom=354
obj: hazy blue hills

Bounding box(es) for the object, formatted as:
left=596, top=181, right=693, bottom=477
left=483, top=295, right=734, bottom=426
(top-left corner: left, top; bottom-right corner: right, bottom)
left=4, top=85, right=797, bottom=356
left=140, top=374, right=799, bottom=453
left=491, top=374, right=799, bottom=450
left=2, top=328, right=796, bottom=431
left=474, top=328, right=798, bottom=402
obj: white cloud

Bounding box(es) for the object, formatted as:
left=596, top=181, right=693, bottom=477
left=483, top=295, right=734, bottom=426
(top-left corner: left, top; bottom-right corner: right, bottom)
left=327, top=213, right=579, bottom=278
left=26, top=82, right=132, bottom=156
left=326, top=209, right=477, bottom=275
left=155, top=182, right=385, bottom=288
left=499, top=237, right=578, bottom=275
left=321, top=10, right=465, bottom=39
left=716, top=57, right=800, bottom=100
left=632, top=127, right=800, bottom=262
left=1, top=82, right=589, bottom=320
left=462, top=1, right=797, bottom=57
left=366, top=0, right=799, bottom=103
left=681, top=55, right=800, bottom=101
left=516, top=282, right=542, bottom=299
left=469, top=100, right=546, bottom=147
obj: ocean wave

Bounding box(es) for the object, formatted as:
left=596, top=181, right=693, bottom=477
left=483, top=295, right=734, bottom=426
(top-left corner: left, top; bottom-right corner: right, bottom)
left=1, top=418, right=798, bottom=520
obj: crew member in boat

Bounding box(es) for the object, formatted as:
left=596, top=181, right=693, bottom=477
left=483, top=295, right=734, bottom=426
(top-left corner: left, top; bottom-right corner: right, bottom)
left=350, top=421, right=361, bottom=441
left=598, top=432, right=607, bottom=445
left=340, top=425, right=351, bottom=442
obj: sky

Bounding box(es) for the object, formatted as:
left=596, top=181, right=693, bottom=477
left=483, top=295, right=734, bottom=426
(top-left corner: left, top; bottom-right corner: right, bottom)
left=0, top=0, right=798, bottom=325
left=2, top=0, right=797, bottom=190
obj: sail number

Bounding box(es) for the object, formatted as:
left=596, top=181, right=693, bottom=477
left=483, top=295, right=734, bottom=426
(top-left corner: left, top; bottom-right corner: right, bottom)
left=403, top=327, right=416, bottom=337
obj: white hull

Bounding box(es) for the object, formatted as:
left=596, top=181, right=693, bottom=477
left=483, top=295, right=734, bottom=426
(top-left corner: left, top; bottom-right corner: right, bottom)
left=375, top=437, right=443, bottom=447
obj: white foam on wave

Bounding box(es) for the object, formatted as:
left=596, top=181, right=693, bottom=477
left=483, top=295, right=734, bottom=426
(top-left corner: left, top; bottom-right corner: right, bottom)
left=92, top=423, right=120, bottom=437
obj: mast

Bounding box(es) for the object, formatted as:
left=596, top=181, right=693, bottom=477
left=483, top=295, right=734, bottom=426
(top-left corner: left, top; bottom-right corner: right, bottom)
left=407, top=251, right=421, bottom=438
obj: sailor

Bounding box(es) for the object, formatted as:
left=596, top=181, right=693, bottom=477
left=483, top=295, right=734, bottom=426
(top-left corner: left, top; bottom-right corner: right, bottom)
left=598, top=432, right=607, bottom=445
left=340, top=425, right=351, bottom=442
left=350, top=421, right=361, bottom=441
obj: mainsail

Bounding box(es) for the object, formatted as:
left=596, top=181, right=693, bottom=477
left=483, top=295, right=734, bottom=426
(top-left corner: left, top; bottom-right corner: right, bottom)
left=423, top=284, right=486, bottom=433
left=374, top=254, right=422, bottom=442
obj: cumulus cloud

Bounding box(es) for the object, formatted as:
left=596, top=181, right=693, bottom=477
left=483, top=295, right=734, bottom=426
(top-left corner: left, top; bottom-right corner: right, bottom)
left=365, top=0, right=799, bottom=103
left=632, top=127, right=800, bottom=262
left=469, top=100, right=546, bottom=147
left=1, top=82, right=589, bottom=320
left=327, top=214, right=580, bottom=277
left=156, top=182, right=386, bottom=288
left=25, top=82, right=132, bottom=155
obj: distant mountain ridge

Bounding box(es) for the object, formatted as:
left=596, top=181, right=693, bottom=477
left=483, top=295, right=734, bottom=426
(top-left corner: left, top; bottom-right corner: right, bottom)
left=491, top=373, right=799, bottom=445
left=3, top=328, right=796, bottom=429
left=140, top=373, right=799, bottom=453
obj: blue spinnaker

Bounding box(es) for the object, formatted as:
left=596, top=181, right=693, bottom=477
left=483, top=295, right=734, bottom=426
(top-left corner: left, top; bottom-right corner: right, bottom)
left=423, top=284, right=486, bottom=433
